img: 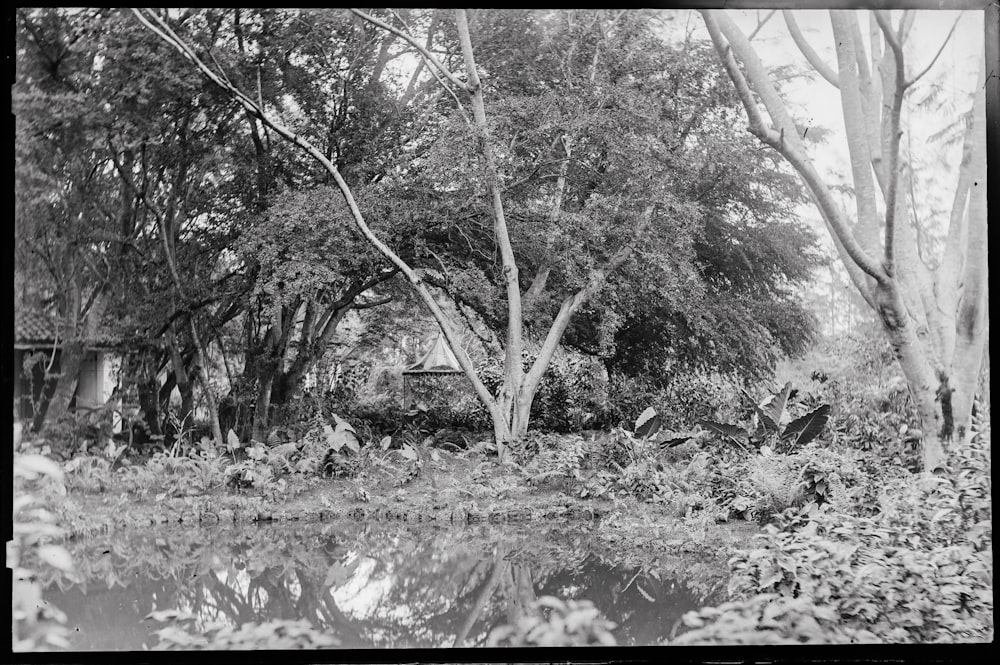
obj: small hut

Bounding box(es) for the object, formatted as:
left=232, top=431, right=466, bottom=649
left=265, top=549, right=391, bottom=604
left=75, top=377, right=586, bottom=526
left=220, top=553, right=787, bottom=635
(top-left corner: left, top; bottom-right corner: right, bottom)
left=401, top=333, right=466, bottom=408
left=14, top=307, right=122, bottom=432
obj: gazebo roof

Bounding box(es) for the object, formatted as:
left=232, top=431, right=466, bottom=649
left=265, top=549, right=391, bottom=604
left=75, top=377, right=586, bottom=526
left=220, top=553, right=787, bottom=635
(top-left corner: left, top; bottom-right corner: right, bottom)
left=402, top=333, right=462, bottom=375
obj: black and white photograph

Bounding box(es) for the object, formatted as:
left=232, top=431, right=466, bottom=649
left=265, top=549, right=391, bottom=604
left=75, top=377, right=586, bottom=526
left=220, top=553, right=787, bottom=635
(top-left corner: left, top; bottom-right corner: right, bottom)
left=11, top=3, right=993, bottom=654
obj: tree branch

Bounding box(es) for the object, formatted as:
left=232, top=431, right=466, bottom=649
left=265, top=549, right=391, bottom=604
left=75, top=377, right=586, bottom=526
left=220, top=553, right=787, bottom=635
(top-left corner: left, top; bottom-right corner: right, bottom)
left=747, top=10, right=776, bottom=42
left=906, top=14, right=961, bottom=88
left=131, top=7, right=505, bottom=434
left=456, top=8, right=525, bottom=424
left=703, top=11, right=886, bottom=284
left=782, top=10, right=839, bottom=88
left=872, top=10, right=906, bottom=273
left=349, top=8, right=467, bottom=91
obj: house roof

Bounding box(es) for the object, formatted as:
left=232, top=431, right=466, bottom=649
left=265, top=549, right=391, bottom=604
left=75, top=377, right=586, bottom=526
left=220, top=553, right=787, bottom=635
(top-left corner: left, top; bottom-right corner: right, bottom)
left=402, top=333, right=462, bottom=374
left=15, top=309, right=61, bottom=346
left=14, top=307, right=119, bottom=349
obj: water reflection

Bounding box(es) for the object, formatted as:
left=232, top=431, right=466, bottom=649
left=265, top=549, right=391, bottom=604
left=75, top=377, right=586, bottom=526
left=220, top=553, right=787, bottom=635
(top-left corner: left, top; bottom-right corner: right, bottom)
left=45, top=521, right=724, bottom=650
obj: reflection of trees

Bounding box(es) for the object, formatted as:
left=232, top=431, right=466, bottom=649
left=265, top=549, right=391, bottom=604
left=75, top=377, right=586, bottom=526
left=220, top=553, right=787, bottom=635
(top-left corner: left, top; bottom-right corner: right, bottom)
left=47, top=522, right=723, bottom=649
left=535, top=562, right=720, bottom=646
left=453, top=544, right=510, bottom=647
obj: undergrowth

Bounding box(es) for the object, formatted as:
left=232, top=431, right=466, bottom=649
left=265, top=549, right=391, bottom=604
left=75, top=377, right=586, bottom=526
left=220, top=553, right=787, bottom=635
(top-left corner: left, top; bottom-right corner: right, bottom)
left=671, top=429, right=992, bottom=644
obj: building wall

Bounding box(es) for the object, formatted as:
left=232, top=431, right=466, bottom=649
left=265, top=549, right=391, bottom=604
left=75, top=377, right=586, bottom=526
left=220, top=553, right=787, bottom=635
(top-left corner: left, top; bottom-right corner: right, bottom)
left=76, top=351, right=123, bottom=433
left=14, top=347, right=121, bottom=433
left=77, top=351, right=104, bottom=411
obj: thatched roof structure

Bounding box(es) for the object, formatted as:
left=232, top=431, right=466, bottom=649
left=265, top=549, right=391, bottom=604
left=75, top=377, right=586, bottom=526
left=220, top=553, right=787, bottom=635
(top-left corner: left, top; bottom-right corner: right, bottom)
left=402, top=333, right=462, bottom=375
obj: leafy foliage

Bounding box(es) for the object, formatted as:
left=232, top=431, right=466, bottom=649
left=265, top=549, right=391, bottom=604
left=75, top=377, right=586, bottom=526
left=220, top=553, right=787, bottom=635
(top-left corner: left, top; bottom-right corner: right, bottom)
left=698, top=382, right=832, bottom=455
left=608, top=368, right=747, bottom=431
left=675, top=431, right=992, bottom=644
left=11, top=448, right=74, bottom=651
left=672, top=593, right=880, bottom=644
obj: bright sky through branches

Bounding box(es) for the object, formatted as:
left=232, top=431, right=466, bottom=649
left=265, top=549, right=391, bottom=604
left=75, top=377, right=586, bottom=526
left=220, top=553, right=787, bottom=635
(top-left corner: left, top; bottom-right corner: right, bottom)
left=685, top=8, right=985, bottom=332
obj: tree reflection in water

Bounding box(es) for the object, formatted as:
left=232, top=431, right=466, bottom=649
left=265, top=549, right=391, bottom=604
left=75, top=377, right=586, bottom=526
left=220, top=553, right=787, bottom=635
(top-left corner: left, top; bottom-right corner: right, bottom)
left=45, top=521, right=725, bottom=650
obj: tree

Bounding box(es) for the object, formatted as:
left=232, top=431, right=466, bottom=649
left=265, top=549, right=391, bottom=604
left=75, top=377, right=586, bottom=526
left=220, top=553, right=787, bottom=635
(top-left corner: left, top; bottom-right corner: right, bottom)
left=131, top=9, right=645, bottom=458
left=701, top=9, right=989, bottom=471
left=133, top=8, right=828, bottom=458
left=15, top=8, right=123, bottom=431
left=377, top=11, right=819, bottom=383
left=234, top=186, right=400, bottom=440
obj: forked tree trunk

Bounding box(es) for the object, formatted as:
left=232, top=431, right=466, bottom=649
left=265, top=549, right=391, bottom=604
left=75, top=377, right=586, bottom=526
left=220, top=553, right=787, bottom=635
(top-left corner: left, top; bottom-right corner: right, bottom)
left=702, top=9, right=989, bottom=471
left=135, top=9, right=662, bottom=461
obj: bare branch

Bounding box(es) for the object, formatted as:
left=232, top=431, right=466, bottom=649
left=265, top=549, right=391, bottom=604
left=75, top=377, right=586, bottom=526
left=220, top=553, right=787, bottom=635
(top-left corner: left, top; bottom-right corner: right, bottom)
left=906, top=14, right=961, bottom=88
left=872, top=10, right=906, bottom=273
left=354, top=296, right=392, bottom=310
left=747, top=10, right=776, bottom=42
left=874, top=11, right=903, bottom=60
left=455, top=8, right=525, bottom=410
left=521, top=204, right=653, bottom=402
left=782, top=10, right=839, bottom=88
left=349, top=8, right=467, bottom=91
left=705, top=11, right=886, bottom=283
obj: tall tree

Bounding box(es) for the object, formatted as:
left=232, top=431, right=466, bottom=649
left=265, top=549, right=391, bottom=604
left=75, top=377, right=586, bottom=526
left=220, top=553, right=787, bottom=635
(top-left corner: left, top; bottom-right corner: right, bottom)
left=130, top=8, right=623, bottom=457
left=367, top=11, right=819, bottom=383
left=15, top=8, right=121, bottom=430
left=701, top=9, right=989, bottom=471
left=133, top=8, right=824, bottom=457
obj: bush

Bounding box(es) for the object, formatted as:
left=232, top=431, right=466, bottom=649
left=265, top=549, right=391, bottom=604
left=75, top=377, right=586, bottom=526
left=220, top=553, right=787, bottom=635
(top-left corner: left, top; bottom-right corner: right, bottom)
left=676, top=432, right=992, bottom=644
left=701, top=446, right=870, bottom=524
left=608, top=369, right=747, bottom=431
left=672, top=593, right=881, bottom=644
left=479, top=354, right=614, bottom=433
left=779, top=325, right=922, bottom=466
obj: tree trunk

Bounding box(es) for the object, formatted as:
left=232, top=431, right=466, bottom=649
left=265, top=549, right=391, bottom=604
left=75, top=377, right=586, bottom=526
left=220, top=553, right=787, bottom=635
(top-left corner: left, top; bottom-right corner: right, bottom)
left=138, top=379, right=164, bottom=441
left=873, top=282, right=946, bottom=470
left=189, top=318, right=225, bottom=448
left=43, top=341, right=84, bottom=430
left=701, top=10, right=989, bottom=472
left=166, top=329, right=194, bottom=418
left=40, top=282, right=84, bottom=431
left=252, top=372, right=274, bottom=443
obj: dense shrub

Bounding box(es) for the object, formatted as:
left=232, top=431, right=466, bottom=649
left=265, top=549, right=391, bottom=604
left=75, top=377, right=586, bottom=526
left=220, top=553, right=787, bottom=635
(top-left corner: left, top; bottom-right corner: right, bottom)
left=608, top=369, right=746, bottom=431
left=673, top=432, right=992, bottom=644
left=341, top=396, right=489, bottom=442
left=689, top=445, right=873, bottom=524
left=149, top=613, right=340, bottom=650
left=777, top=325, right=922, bottom=466
left=671, top=593, right=881, bottom=644
left=479, top=354, right=614, bottom=433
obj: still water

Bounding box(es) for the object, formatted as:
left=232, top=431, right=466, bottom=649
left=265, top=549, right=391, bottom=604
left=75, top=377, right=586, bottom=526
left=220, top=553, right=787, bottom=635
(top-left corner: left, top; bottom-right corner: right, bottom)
left=44, top=520, right=725, bottom=649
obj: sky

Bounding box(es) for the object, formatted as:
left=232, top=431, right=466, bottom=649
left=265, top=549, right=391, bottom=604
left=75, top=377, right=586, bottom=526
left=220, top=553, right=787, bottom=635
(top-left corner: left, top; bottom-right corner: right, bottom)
left=720, top=9, right=983, bottom=186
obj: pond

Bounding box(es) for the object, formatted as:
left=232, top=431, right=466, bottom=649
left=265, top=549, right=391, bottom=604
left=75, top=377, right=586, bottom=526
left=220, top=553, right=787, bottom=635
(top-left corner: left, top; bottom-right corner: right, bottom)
left=44, top=520, right=727, bottom=650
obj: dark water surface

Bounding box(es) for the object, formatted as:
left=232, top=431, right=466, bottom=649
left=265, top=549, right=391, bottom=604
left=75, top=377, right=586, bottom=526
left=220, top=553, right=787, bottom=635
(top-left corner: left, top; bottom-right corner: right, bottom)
left=44, top=520, right=725, bottom=650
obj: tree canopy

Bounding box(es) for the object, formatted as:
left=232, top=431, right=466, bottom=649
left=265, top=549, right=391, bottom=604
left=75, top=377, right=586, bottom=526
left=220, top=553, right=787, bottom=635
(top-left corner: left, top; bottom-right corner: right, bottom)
left=16, top=8, right=827, bottom=446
